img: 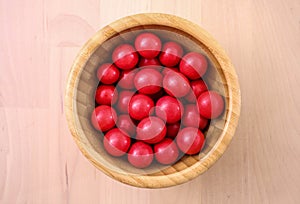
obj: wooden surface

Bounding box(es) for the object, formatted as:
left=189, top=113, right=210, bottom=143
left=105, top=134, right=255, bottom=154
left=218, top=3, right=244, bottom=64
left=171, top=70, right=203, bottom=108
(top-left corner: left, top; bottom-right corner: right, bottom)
left=0, top=0, right=299, bottom=203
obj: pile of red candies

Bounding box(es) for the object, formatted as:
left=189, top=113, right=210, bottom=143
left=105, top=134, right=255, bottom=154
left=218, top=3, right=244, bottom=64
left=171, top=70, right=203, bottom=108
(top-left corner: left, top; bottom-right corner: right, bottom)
left=91, top=32, right=224, bottom=168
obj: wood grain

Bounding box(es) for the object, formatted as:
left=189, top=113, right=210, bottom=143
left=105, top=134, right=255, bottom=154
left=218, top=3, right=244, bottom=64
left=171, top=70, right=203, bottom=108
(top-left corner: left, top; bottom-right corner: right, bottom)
left=0, top=0, right=300, bottom=203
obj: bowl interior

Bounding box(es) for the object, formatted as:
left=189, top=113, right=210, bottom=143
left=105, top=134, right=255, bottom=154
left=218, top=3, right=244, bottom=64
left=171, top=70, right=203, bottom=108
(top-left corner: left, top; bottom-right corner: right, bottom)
left=73, top=25, right=228, bottom=175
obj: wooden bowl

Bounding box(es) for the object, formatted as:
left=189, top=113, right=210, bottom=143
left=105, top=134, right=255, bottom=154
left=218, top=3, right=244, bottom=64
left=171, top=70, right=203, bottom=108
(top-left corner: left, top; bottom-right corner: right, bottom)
left=65, top=13, right=241, bottom=188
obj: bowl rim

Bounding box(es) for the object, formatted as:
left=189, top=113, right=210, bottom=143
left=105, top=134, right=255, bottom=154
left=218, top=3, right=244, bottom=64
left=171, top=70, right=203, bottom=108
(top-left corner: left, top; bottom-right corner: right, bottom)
left=65, top=13, right=241, bottom=188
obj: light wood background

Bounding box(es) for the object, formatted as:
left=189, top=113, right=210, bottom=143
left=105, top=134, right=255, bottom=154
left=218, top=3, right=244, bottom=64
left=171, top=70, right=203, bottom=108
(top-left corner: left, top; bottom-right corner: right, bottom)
left=0, top=0, right=299, bottom=203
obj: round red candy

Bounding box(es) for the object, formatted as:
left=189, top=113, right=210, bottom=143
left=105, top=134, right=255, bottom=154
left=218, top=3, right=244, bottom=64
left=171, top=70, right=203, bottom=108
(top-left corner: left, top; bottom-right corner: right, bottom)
left=159, top=42, right=183, bottom=67
left=116, top=90, right=134, bottom=114
left=117, top=69, right=137, bottom=90
left=182, top=104, right=208, bottom=130
left=185, top=79, right=208, bottom=102
left=154, top=138, right=179, bottom=165
left=103, top=128, right=131, bottom=157
left=136, top=116, right=166, bottom=144
left=138, top=58, right=161, bottom=67
left=161, top=67, right=179, bottom=76
left=91, top=105, right=117, bottom=132
left=135, top=33, right=161, bottom=58
left=176, top=127, right=205, bottom=155
left=134, top=68, right=162, bottom=95
left=112, top=44, right=138, bottom=70
left=179, top=52, right=208, bottom=80
left=148, top=89, right=164, bottom=102
left=97, top=63, right=120, bottom=84
left=156, top=96, right=183, bottom=123
left=95, top=85, right=118, bottom=105
left=128, top=94, right=154, bottom=120
left=166, top=122, right=180, bottom=138
left=116, top=114, right=136, bottom=137
left=197, top=91, right=224, bottom=119
left=90, top=31, right=220, bottom=168
left=128, top=141, right=153, bottom=168
left=163, top=71, right=190, bottom=97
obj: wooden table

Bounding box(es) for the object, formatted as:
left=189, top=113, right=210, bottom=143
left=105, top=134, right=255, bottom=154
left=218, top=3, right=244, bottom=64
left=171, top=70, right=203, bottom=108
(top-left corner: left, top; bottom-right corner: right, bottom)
left=1, top=0, right=299, bottom=203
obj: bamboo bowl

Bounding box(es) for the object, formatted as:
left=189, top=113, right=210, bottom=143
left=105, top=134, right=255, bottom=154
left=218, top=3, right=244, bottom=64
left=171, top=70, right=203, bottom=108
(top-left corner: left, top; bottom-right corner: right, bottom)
left=65, top=13, right=241, bottom=188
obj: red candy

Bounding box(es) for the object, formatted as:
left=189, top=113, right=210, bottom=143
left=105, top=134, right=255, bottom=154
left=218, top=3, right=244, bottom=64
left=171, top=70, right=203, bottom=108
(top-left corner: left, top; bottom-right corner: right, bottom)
left=136, top=116, right=166, bottom=144
left=116, top=90, right=134, bottom=113
left=134, top=68, right=162, bottom=95
left=176, top=127, right=205, bottom=155
left=166, top=122, right=180, bottom=138
left=147, top=89, right=164, bottom=102
left=179, top=52, right=208, bottom=80
left=185, top=79, right=208, bottom=102
left=117, top=69, right=137, bottom=90
left=156, top=96, right=183, bottom=123
left=161, top=67, right=179, bottom=76
left=91, top=33, right=227, bottom=168
left=112, top=44, right=139, bottom=70
left=95, top=85, right=118, bottom=105
left=116, top=114, right=136, bottom=137
left=163, top=71, right=190, bottom=97
left=128, top=94, right=154, bottom=120
left=91, top=105, right=117, bottom=132
left=139, top=58, right=161, bottom=67
left=154, top=138, right=179, bottom=165
left=103, top=128, right=131, bottom=157
left=197, top=91, right=224, bottom=119
left=128, top=141, right=153, bottom=168
left=135, top=33, right=161, bottom=58
left=182, top=104, right=208, bottom=130
left=159, top=42, right=183, bottom=67
left=97, top=63, right=120, bottom=84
